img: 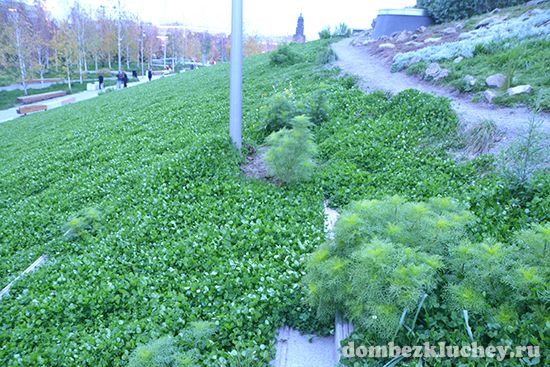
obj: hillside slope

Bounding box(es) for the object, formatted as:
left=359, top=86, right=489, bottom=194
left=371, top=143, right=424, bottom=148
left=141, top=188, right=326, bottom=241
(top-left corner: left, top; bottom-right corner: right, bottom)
left=353, top=1, right=550, bottom=112
left=0, top=40, right=548, bottom=366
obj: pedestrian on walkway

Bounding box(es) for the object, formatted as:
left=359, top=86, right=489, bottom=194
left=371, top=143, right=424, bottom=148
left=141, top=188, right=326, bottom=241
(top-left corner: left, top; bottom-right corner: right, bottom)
left=148, top=68, right=152, bottom=82
left=116, top=71, right=124, bottom=89
left=98, top=74, right=104, bottom=90
left=123, top=72, right=128, bottom=88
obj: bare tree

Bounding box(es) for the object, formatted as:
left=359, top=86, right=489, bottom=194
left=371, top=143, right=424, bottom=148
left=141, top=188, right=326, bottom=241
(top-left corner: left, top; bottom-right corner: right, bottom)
left=54, top=19, right=77, bottom=91
left=69, top=1, right=90, bottom=84
left=7, top=3, right=31, bottom=95
left=31, top=0, right=52, bottom=84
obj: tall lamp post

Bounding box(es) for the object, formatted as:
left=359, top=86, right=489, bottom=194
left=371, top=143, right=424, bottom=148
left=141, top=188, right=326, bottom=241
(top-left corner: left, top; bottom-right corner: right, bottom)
left=229, top=0, right=243, bottom=149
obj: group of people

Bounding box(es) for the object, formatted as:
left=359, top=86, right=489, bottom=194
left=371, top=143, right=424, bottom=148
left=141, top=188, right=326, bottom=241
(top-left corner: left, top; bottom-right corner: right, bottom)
left=97, top=68, right=154, bottom=90
left=115, top=71, right=129, bottom=89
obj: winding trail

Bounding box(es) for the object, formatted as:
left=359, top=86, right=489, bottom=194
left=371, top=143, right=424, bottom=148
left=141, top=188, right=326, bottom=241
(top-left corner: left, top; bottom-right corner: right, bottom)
left=332, top=38, right=550, bottom=147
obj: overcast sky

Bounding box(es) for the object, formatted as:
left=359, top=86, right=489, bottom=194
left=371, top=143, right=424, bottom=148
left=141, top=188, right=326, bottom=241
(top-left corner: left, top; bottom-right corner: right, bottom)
left=43, top=0, right=416, bottom=39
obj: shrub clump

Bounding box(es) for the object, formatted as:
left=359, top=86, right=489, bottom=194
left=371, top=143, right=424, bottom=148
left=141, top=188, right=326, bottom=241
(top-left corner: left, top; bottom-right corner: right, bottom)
left=306, top=196, right=549, bottom=346
left=306, top=88, right=329, bottom=125
left=265, top=115, right=317, bottom=184
left=417, top=0, right=531, bottom=23
left=318, top=27, right=332, bottom=40
left=63, top=207, right=101, bottom=240
left=316, top=47, right=338, bottom=65
left=464, top=119, right=500, bottom=154
left=269, top=44, right=301, bottom=66
left=261, top=92, right=300, bottom=136
left=332, top=23, right=351, bottom=37
left=128, top=322, right=217, bottom=367
left=128, top=336, right=185, bottom=367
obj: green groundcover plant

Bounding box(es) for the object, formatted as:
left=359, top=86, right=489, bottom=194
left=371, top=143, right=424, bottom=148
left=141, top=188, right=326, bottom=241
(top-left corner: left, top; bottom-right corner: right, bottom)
left=306, top=197, right=549, bottom=366
left=0, top=39, right=548, bottom=367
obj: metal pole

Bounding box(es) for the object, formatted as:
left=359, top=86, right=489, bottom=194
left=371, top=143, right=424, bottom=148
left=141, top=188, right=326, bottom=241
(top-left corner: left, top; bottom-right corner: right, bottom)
left=229, top=0, right=243, bottom=149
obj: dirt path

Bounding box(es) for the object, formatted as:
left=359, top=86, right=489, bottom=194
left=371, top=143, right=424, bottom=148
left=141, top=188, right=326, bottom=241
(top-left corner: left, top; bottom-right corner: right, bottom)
left=332, top=39, right=550, bottom=147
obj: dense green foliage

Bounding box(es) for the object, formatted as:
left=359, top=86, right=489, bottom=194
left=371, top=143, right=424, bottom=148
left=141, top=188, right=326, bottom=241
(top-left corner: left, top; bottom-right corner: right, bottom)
left=0, top=44, right=327, bottom=367
left=444, top=39, right=550, bottom=111
left=265, top=115, right=317, bottom=184
left=305, top=88, right=330, bottom=125
left=128, top=322, right=217, bottom=367
left=0, top=38, right=548, bottom=367
left=417, top=0, right=531, bottom=23
left=307, top=197, right=549, bottom=365
left=316, top=47, right=338, bottom=65
left=269, top=44, right=301, bottom=66
left=332, top=23, right=352, bottom=37
left=315, top=86, right=548, bottom=239
left=260, top=92, right=299, bottom=136
left=318, top=27, right=332, bottom=40
left=403, top=38, right=550, bottom=111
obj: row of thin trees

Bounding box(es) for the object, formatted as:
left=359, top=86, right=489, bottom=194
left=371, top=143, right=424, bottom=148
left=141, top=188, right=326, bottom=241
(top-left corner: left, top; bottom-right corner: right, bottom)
left=0, top=0, right=266, bottom=94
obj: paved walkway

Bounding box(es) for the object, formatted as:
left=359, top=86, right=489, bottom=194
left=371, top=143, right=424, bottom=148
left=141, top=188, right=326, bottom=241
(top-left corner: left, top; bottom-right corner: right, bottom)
left=271, top=203, right=350, bottom=367
left=0, top=76, right=162, bottom=124
left=332, top=38, right=550, bottom=151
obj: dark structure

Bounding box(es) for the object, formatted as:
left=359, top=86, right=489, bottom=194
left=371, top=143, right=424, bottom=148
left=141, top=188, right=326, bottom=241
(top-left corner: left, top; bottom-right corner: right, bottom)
left=293, top=13, right=306, bottom=43
left=372, top=8, right=433, bottom=38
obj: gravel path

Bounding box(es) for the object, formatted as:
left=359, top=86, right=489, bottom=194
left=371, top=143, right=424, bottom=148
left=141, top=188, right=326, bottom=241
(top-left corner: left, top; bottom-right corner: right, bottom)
left=332, top=38, right=550, bottom=147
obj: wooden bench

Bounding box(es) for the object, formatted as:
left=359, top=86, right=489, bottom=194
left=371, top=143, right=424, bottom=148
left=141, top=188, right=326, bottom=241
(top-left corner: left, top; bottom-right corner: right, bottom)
left=17, top=105, right=48, bottom=116
left=16, top=91, right=66, bottom=104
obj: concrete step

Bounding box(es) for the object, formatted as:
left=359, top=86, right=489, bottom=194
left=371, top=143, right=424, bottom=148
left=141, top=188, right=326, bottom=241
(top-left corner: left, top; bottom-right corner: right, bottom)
left=271, top=326, right=337, bottom=367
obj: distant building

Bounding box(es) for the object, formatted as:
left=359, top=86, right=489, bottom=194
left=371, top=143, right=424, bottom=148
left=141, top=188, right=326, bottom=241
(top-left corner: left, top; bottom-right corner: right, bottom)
left=293, top=13, right=306, bottom=43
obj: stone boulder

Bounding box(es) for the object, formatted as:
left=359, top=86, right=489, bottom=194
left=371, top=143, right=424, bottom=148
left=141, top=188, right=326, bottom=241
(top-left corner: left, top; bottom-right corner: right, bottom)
left=442, top=27, right=457, bottom=35
left=424, top=37, right=442, bottom=43
left=464, top=75, right=477, bottom=87
left=486, top=73, right=507, bottom=88
left=425, top=63, right=449, bottom=81
left=507, top=85, right=533, bottom=96
left=379, top=43, right=396, bottom=49
left=396, top=32, right=411, bottom=43
left=475, top=16, right=506, bottom=29
left=484, top=90, right=498, bottom=103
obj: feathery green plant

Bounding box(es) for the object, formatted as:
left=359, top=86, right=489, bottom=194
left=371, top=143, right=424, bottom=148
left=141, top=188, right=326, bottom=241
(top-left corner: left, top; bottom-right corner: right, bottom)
left=498, top=109, right=549, bottom=186
left=128, top=322, right=217, bottom=367
left=265, top=115, right=317, bottom=184
left=128, top=336, right=187, bottom=367
left=306, top=196, right=549, bottom=346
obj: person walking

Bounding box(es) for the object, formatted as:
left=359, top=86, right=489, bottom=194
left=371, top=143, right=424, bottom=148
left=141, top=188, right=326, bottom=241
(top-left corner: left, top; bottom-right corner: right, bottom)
left=147, top=68, right=152, bottom=82
left=116, top=71, right=123, bottom=89
left=98, top=74, right=104, bottom=90
left=122, top=72, right=128, bottom=88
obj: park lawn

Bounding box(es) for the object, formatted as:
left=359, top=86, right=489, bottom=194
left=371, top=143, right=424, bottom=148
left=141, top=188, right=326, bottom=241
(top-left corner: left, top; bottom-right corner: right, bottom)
left=0, top=39, right=547, bottom=367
